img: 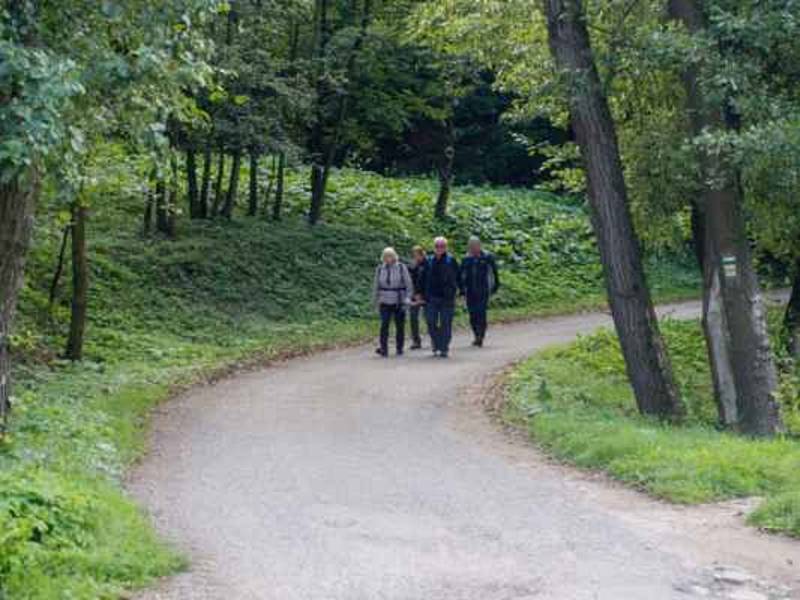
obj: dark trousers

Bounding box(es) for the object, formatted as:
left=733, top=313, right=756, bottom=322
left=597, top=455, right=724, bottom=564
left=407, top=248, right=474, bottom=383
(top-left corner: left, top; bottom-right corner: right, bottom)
left=379, top=303, right=406, bottom=354
left=469, top=306, right=488, bottom=341
left=426, top=298, right=455, bottom=353
left=409, top=304, right=423, bottom=346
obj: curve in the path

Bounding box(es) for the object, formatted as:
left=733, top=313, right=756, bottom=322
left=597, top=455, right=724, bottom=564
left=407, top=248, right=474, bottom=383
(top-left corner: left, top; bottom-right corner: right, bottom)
left=130, top=301, right=800, bottom=600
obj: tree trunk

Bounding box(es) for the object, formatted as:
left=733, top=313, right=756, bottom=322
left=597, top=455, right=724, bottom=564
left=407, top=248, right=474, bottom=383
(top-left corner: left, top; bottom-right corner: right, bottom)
left=48, top=224, right=71, bottom=308
left=65, top=201, right=88, bottom=361
left=187, top=148, right=199, bottom=218
left=784, top=259, right=800, bottom=359
left=248, top=150, right=258, bottom=217
left=0, top=171, right=39, bottom=433
left=273, top=151, right=285, bottom=221
left=155, top=177, right=169, bottom=234
left=435, top=124, right=455, bottom=220
left=221, top=149, right=242, bottom=219
left=542, top=0, right=684, bottom=420
left=212, top=149, right=226, bottom=217
left=167, top=152, right=179, bottom=238
left=309, top=164, right=325, bottom=225
left=199, top=144, right=212, bottom=219
left=689, top=203, right=738, bottom=425
left=669, top=0, right=782, bottom=436
left=143, top=182, right=155, bottom=235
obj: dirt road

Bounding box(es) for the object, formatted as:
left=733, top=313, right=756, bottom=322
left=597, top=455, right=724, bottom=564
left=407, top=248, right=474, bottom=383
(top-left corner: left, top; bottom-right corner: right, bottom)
left=130, top=300, right=800, bottom=600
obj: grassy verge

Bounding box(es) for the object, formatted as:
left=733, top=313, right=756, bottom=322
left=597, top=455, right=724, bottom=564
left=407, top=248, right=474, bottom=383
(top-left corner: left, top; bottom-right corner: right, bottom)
left=2, top=167, right=701, bottom=598
left=504, top=314, right=800, bottom=537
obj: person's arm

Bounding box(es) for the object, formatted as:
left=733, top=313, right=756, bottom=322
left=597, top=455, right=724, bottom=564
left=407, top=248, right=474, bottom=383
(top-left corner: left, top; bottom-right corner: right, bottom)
left=372, top=266, right=381, bottom=308
left=489, top=254, right=500, bottom=294
left=401, top=264, right=413, bottom=305
left=452, top=257, right=463, bottom=296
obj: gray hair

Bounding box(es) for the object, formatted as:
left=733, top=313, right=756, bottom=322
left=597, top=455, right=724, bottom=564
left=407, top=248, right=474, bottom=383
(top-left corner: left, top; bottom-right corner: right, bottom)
left=468, top=236, right=481, bottom=246
left=382, top=247, right=399, bottom=262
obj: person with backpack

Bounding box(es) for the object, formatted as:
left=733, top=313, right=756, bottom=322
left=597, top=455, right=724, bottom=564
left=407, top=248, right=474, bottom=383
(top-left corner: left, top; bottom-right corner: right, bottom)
left=407, top=245, right=428, bottom=350
left=460, top=236, right=500, bottom=347
left=372, top=247, right=413, bottom=357
left=423, top=237, right=460, bottom=358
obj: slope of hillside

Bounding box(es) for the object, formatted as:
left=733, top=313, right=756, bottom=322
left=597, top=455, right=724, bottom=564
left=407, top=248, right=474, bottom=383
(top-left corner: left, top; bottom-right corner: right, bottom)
left=1, top=169, right=700, bottom=598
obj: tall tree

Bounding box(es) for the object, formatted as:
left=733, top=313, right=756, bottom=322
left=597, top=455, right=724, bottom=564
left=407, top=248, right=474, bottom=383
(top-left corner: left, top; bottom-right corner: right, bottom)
left=541, top=0, right=684, bottom=419
left=308, top=0, right=373, bottom=224
left=668, top=0, right=782, bottom=436
left=65, top=200, right=88, bottom=360
left=248, top=149, right=259, bottom=216
left=0, top=174, right=40, bottom=433
left=199, top=143, right=212, bottom=218
left=786, top=260, right=800, bottom=359
left=187, top=147, right=200, bottom=218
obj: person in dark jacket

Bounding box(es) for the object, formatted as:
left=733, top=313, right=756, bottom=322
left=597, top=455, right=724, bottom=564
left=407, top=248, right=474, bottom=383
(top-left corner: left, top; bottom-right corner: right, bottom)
left=407, top=245, right=427, bottom=350
left=460, top=236, right=500, bottom=347
left=423, top=237, right=460, bottom=358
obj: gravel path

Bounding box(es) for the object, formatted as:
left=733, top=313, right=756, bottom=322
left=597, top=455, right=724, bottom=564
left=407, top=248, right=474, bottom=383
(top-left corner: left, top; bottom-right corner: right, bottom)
left=130, top=300, right=800, bottom=600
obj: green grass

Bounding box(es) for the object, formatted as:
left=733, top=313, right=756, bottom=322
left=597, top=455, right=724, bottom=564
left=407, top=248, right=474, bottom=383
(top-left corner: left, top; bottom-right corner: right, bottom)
left=505, top=315, right=800, bottom=536
left=2, top=166, right=701, bottom=597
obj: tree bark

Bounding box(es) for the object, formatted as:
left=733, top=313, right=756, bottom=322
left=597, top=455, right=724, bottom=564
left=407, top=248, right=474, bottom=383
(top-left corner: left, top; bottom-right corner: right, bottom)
left=212, top=149, right=226, bottom=217
left=221, top=149, right=242, bottom=219
left=167, top=152, right=179, bottom=238
left=187, top=148, right=199, bottom=218
left=669, top=0, right=782, bottom=436
left=435, top=122, right=455, bottom=220
left=48, top=224, right=71, bottom=308
left=248, top=150, right=259, bottom=217
left=199, top=144, right=212, bottom=219
left=273, top=151, right=286, bottom=221
left=143, top=182, right=155, bottom=235
left=155, top=177, right=169, bottom=234
left=542, top=0, right=684, bottom=420
left=0, top=171, right=39, bottom=433
left=65, top=201, right=88, bottom=361
left=785, top=259, right=800, bottom=359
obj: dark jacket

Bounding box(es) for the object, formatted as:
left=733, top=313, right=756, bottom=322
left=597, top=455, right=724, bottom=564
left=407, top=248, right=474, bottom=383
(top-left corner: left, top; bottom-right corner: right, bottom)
left=424, top=253, right=460, bottom=305
left=460, top=251, right=500, bottom=309
left=407, top=259, right=427, bottom=297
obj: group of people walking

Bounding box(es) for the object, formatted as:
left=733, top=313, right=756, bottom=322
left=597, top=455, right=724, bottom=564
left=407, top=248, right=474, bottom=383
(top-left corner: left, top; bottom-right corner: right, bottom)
left=372, top=236, right=500, bottom=359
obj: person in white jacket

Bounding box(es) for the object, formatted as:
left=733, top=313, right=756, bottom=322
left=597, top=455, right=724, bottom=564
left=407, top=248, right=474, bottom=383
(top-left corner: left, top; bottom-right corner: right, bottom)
left=373, top=247, right=413, bottom=357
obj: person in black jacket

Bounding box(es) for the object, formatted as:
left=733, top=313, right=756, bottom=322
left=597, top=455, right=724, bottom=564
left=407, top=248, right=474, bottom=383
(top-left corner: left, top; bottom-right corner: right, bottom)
left=460, top=236, right=500, bottom=347
left=423, top=237, right=460, bottom=358
left=407, top=245, right=427, bottom=350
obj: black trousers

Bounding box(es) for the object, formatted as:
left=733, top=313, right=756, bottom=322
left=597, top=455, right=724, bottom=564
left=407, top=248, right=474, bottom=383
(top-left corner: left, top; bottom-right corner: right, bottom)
left=409, top=304, right=423, bottom=346
left=379, top=303, right=406, bottom=354
left=469, top=307, right=488, bottom=341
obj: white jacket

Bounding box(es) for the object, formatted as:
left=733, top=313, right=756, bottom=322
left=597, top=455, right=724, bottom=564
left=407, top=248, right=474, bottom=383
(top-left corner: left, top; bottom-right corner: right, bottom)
left=372, top=262, right=413, bottom=307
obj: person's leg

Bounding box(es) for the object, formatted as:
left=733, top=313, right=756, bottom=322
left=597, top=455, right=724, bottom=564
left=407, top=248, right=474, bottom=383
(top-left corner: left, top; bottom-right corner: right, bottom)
left=395, top=305, right=406, bottom=354
left=426, top=300, right=440, bottom=353
left=468, top=308, right=480, bottom=344
left=478, top=308, right=488, bottom=344
left=410, top=305, right=422, bottom=348
left=440, top=305, right=455, bottom=356
left=378, top=304, right=391, bottom=356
